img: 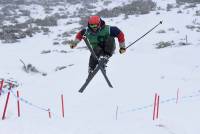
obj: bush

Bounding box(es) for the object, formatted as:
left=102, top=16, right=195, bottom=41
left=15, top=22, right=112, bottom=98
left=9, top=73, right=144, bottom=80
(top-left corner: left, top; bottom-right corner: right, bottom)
left=156, top=29, right=166, bottom=33
left=97, top=0, right=156, bottom=18
left=178, top=41, right=191, bottom=46
left=176, top=0, right=200, bottom=4
left=34, top=16, right=58, bottom=26
left=103, top=1, right=112, bottom=6
left=168, top=28, right=175, bottom=31
left=184, top=3, right=197, bottom=9
left=167, top=4, right=174, bottom=11
left=186, top=25, right=196, bottom=30
left=154, top=41, right=175, bottom=49
left=177, top=10, right=183, bottom=13
left=195, top=10, right=200, bottom=16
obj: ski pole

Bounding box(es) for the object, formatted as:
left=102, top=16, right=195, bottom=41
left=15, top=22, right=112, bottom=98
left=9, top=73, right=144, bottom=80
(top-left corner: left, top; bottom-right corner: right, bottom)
left=126, top=21, right=163, bottom=49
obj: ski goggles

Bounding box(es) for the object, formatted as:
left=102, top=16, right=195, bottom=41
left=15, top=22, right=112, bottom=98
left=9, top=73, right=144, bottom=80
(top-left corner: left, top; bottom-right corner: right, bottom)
left=89, top=24, right=98, bottom=28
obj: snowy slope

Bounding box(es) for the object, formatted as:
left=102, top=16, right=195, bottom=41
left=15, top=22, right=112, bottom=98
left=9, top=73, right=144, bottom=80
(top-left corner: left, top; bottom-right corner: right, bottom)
left=1, top=0, right=200, bottom=134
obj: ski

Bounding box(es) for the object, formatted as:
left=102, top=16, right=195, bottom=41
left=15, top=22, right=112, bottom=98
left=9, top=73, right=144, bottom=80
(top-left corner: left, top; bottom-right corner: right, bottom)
left=79, top=62, right=101, bottom=93
left=97, top=57, right=113, bottom=88
left=83, top=37, right=113, bottom=87
left=79, top=57, right=111, bottom=93
left=78, top=37, right=113, bottom=93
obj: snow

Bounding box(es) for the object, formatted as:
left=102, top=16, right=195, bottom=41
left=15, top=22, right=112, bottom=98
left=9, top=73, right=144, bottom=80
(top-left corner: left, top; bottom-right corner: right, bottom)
left=1, top=1, right=200, bottom=134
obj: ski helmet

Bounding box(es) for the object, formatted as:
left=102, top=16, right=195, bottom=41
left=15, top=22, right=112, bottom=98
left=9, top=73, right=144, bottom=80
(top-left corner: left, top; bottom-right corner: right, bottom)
left=88, top=15, right=101, bottom=28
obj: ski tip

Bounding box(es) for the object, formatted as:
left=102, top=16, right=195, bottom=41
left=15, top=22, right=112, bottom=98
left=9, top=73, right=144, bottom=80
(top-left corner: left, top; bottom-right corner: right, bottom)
left=159, top=21, right=163, bottom=24
left=78, top=90, right=84, bottom=93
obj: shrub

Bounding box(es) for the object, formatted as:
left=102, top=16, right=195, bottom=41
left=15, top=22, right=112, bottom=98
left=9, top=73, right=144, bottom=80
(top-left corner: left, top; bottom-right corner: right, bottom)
left=167, top=4, right=174, bottom=11
left=156, top=29, right=166, bottom=33
left=97, top=0, right=156, bottom=18
left=176, top=0, right=200, bottom=4
left=103, top=1, right=112, bottom=6
left=155, top=41, right=175, bottom=49
left=34, top=16, right=58, bottom=26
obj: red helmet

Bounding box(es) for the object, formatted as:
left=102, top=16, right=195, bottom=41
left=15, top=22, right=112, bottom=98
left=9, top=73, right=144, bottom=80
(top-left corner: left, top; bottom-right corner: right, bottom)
left=88, top=15, right=101, bottom=27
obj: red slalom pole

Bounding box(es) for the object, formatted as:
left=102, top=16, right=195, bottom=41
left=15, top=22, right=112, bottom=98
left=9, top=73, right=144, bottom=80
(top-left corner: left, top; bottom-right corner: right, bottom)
left=61, top=94, right=65, bottom=118
left=0, top=80, right=4, bottom=96
left=2, top=91, right=10, bottom=120
left=153, top=93, right=157, bottom=120
left=17, top=90, right=20, bottom=117
left=156, top=95, right=160, bottom=119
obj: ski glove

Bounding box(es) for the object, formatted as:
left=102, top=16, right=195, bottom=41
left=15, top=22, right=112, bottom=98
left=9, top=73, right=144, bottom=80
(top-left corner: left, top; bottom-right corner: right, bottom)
left=119, top=47, right=126, bottom=54
left=70, top=43, right=77, bottom=49
left=69, top=39, right=80, bottom=49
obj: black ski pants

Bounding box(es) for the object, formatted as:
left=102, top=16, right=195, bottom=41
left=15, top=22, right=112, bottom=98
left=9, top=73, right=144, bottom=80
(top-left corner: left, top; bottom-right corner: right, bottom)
left=89, top=36, right=116, bottom=70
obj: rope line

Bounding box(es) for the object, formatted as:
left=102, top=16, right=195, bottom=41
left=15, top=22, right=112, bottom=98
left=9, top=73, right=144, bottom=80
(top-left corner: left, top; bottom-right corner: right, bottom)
left=120, top=91, right=200, bottom=114
left=10, top=89, right=49, bottom=112
left=1, top=87, right=50, bottom=113
left=2, top=86, right=200, bottom=117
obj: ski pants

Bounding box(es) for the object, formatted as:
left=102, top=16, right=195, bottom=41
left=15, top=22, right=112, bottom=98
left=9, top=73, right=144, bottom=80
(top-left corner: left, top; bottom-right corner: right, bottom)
left=89, top=36, right=116, bottom=70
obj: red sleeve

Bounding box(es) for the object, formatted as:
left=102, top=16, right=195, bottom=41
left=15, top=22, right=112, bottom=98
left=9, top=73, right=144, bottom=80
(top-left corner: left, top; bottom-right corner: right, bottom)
left=75, top=29, right=86, bottom=41
left=75, top=31, right=83, bottom=41
left=117, top=32, right=125, bottom=43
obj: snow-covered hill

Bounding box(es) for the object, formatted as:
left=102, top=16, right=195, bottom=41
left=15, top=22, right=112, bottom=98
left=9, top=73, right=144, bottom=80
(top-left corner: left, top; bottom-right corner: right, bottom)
left=0, top=0, right=200, bottom=134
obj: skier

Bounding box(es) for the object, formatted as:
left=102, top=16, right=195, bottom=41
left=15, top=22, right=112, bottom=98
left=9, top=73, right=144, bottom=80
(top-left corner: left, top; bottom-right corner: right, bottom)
left=70, top=15, right=126, bottom=73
